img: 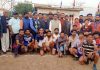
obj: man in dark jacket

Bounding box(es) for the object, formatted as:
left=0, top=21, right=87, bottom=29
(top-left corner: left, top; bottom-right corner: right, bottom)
left=62, top=15, right=71, bottom=36
left=1, top=11, right=9, bottom=53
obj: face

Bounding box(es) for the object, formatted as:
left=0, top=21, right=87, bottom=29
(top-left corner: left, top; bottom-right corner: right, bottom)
left=87, top=15, right=93, bottom=19
left=61, top=13, right=65, bottom=18
left=95, top=16, right=100, bottom=21
left=33, top=14, right=38, bottom=19
left=53, top=15, right=58, bottom=20
left=54, top=29, right=59, bottom=34
left=25, top=30, right=30, bottom=35
left=75, top=18, right=79, bottom=22
left=19, top=31, right=24, bottom=36
left=13, top=15, right=18, bottom=19
left=28, top=12, right=33, bottom=18
left=39, top=28, right=44, bottom=34
left=60, top=33, right=65, bottom=38
left=94, top=34, right=99, bottom=39
left=73, top=26, right=77, bottom=30
left=79, top=16, right=83, bottom=19
left=19, top=14, right=23, bottom=19
left=3, top=11, right=8, bottom=17
left=87, top=35, right=93, bottom=42
left=72, top=31, right=76, bottom=36
left=79, top=34, right=84, bottom=39
left=85, top=20, right=89, bottom=24
left=38, top=14, right=43, bottom=19
left=43, top=15, right=47, bottom=20
left=65, top=16, right=69, bottom=20
left=47, top=32, right=52, bottom=37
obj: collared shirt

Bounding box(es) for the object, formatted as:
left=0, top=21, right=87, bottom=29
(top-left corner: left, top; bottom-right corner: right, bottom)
left=8, top=17, right=20, bottom=34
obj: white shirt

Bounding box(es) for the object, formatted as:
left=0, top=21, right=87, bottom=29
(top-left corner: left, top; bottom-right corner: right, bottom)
left=8, top=17, right=20, bottom=34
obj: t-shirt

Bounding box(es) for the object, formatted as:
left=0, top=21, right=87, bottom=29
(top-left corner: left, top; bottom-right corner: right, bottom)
left=16, top=34, right=24, bottom=44
left=35, top=34, right=44, bottom=42
left=82, top=41, right=95, bottom=56
left=42, top=36, right=54, bottom=47
left=24, top=34, right=34, bottom=46
left=53, top=34, right=60, bottom=42
left=8, top=17, right=20, bottom=34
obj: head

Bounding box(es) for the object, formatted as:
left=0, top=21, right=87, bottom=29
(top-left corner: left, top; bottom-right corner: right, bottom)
left=60, top=32, right=65, bottom=38
left=84, top=19, right=89, bottom=25
left=47, top=31, right=52, bottom=37
left=43, top=14, right=47, bottom=20
left=79, top=33, right=84, bottom=39
left=38, top=13, right=43, bottom=19
left=38, top=28, right=44, bottom=34
left=19, top=29, right=24, bottom=36
left=33, top=13, right=38, bottom=19
left=95, top=15, right=100, bottom=21
left=3, top=11, right=8, bottom=17
left=53, top=14, right=58, bottom=20
left=79, top=15, right=83, bottom=19
left=24, top=12, right=29, bottom=19
left=60, top=13, right=65, bottom=19
left=19, top=14, right=23, bottom=19
left=25, top=29, right=31, bottom=35
left=13, top=12, right=18, bottom=19
left=87, top=34, right=93, bottom=43
left=28, top=12, right=33, bottom=18
left=48, top=12, right=53, bottom=19
left=87, top=13, right=93, bottom=20
left=73, top=25, right=77, bottom=30
left=93, top=32, right=100, bottom=39
left=54, top=28, right=59, bottom=34
left=71, top=30, right=77, bottom=36
left=74, top=18, right=79, bottom=23
left=65, top=15, right=69, bottom=20
left=83, top=31, right=89, bottom=37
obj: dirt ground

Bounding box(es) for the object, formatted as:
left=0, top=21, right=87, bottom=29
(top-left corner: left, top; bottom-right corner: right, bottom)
left=0, top=54, right=100, bottom=70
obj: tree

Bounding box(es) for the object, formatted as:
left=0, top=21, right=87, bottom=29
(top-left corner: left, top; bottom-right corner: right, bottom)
left=14, top=3, right=33, bottom=15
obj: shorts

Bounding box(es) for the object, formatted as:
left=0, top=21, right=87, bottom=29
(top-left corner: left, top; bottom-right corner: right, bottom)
left=77, top=52, right=82, bottom=58
left=59, top=46, right=64, bottom=52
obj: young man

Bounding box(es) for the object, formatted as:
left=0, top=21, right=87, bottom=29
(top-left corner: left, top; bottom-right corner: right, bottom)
left=14, top=29, right=24, bottom=57
left=35, top=28, right=45, bottom=55
left=57, top=32, right=69, bottom=57
left=24, top=29, right=34, bottom=52
left=52, top=28, right=60, bottom=55
left=42, top=31, right=54, bottom=55
left=79, top=34, right=99, bottom=70
left=69, top=33, right=84, bottom=59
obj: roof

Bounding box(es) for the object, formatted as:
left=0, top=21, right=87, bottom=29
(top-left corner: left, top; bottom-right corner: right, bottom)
left=33, top=3, right=83, bottom=11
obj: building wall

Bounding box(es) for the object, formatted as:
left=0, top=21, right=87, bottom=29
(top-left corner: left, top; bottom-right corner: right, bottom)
left=37, top=8, right=80, bottom=18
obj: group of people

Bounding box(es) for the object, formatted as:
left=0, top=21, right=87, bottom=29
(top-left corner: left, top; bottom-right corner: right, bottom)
left=0, top=11, right=100, bottom=70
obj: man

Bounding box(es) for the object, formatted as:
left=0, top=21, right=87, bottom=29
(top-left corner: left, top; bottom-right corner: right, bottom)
left=42, top=31, right=54, bottom=55
left=87, top=13, right=94, bottom=23
left=79, top=34, right=99, bottom=70
left=14, top=29, right=24, bottom=57
left=57, top=32, right=68, bottom=57
left=49, top=14, right=61, bottom=33
left=19, top=14, right=23, bottom=29
left=8, top=12, right=20, bottom=46
left=62, top=15, right=71, bottom=35
left=23, top=12, right=30, bottom=30
left=92, top=15, right=100, bottom=32
left=60, top=13, right=65, bottom=30
left=1, top=11, right=10, bottom=53
left=79, top=15, right=84, bottom=24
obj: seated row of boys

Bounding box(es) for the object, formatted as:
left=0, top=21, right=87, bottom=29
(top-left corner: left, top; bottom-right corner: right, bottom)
left=14, top=28, right=100, bottom=65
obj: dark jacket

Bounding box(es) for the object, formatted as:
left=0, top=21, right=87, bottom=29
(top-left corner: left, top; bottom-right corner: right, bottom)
left=1, top=16, right=8, bottom=33
left=0, top=16, right=3, bottom=38
left=62, top=20, right=71, bottom=35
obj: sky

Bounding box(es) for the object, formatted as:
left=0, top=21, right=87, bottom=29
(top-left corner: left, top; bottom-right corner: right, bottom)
left=1, top=0, right=100, bottom=16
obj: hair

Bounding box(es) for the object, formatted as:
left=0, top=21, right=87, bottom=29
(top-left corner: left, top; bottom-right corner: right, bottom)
left=84, top=19, right=89, bottom=22
left=87, top=13, right=92, bottom=16
left=54, top=28, right=59, bottom=31
left=25, top=29, right=30, bottom=32
left=71, top=30, right=77, bottom=33
left=87, top=33, right=93, bottom=37
left=79, top=15, right=83, bottom=17
left=19, top=29, right=24, bottom=32
left=47, top=30, right=51, bottom=33
left=93, top=31, right=100, bottom=36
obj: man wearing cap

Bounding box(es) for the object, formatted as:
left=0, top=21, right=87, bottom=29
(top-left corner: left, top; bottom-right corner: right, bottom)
left=8, top=12, right=20, bottom=47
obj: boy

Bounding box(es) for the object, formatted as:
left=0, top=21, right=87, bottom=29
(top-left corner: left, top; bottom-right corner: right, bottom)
left=42, top=31, right=54, bottom=55
left=14, top=29, right=24, bottom=57
left=35, top=28, right=45, bottom=55
left=79, top=34, right=99, bottom=70
left=24, top=29, right=34, bottom=52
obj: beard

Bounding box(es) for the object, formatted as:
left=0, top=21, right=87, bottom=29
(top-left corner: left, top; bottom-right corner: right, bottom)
left=25, top=16, right=29, bottom=19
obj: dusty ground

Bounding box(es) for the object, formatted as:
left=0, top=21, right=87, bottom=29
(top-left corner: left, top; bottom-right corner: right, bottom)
left=0, top=54, right=100, bottom=70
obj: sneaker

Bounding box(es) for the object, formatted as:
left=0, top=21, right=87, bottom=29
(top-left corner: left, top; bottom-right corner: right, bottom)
left=93, top=64, right=97, bottom=70
left=85, top=59, right=89, bottom=65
